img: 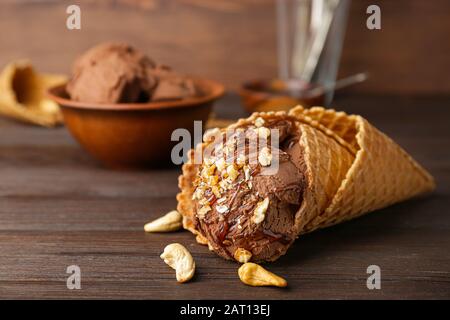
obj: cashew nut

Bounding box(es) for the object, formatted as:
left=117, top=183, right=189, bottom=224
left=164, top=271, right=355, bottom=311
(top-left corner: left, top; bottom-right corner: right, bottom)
left=160, top=243, right=195, bottom=283
left=238, top=262, right=287, bottom=287
left=144, top=210, right=182, bottom=232
left=234, top=248, right=252, bottom=263
left=252, top=197, right=269, bottom=224
left=258, top=147, right=272, bottom=166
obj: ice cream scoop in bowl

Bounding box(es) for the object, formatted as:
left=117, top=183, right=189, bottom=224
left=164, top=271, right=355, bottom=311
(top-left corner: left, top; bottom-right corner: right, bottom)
left=47, top=78, right=224, bottom=169
left=47, top=42, right=224, bottom=169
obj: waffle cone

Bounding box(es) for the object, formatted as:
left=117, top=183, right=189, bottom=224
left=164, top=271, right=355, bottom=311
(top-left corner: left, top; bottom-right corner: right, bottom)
left=177, top=106, right=435, bottom=260
left=292, top=122, right=355, bottom=234
left=0, top=60, right=67, bottom=127
left=289, top=106, right=435, bottom=233
left=177, top=148, right=201, bottom=237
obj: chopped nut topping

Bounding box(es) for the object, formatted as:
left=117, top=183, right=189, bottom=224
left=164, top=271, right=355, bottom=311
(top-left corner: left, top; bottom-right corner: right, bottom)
left=243, top=165, right=251, bottom=181
left=254, top=117, right=265, bottom=127
left=215, top=158, right=226, bottom=172
left=211, top=186, right=221, bottom=198
left=236, top=153, right=246, bottom=166
left=219, top=179, right=231, bottom=191
left=256, top=126, right=271, bottom=139
left=252, top=197, right=269, bottom=224
left=197, top=205, right=211, bottom=219
left=217, top=197, right=227, bottom=204
left=216, top=205, right=229, bottom=214
left=192, top=187, right=204, bottom=200
left=204, top=156, right=215, bottom=166
left=225, top=139, right=236, bottom=154
left=194, top=123, right=278, bottom=224
left=208, top=175, right=219, bottom=186
left=226, top=164, right=239, bottom=182
left=258, top=147, right=272, bottom=166
left=201, top=164, right=215, bottom=179
left=213, top=143, right=225, bottom=159
left=234, top=248, right=252, bottom=263
left=203, top=127, right=221, bottom=142
left=224, top=146, right=233, bottom=158
left=206, top=164, right=216, bottom=175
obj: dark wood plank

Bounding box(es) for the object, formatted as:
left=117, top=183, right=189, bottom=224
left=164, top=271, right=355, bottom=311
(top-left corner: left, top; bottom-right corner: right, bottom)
left=0, top=94, right=449, bottom=299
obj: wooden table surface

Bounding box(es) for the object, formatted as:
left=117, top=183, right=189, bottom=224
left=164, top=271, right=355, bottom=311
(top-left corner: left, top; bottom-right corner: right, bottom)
left=0, top=94, right=449, bottom=299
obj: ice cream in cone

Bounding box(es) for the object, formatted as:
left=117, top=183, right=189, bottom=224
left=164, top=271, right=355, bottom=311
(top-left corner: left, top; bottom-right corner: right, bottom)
left=0, top=60, right=67, bottom=127
left=177, top=106, right=435, bottom=263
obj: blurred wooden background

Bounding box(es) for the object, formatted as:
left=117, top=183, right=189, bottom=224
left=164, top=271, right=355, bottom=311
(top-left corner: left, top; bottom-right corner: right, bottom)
left=1, top=0, right=449, bottom=95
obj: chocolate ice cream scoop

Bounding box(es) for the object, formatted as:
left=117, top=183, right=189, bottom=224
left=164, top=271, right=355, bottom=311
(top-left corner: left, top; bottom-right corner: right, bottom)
left=189, top=117, right=307, bottom=262
left=67, top=44, right=198, bottom=104
left=150, top=64, right=198, bottom=101
left=67, top=42, right=157, bottom=104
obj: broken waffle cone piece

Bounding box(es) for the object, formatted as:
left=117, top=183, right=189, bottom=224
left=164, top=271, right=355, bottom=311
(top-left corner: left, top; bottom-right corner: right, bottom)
left=177, top=106, right=435, bottom=263
left=0, top=60, right=67, bottom=127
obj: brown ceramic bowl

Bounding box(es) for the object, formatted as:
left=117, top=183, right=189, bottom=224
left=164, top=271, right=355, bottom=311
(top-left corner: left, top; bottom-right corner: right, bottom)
left=47, top=78, right=224, bottom=169
left=239, top=78, right=325, bottom=114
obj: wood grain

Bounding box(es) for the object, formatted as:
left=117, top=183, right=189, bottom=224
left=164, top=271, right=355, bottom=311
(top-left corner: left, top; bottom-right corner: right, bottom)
left=0, top=0, right=449, bottom=94
left=0, top=94, right=449, bottom=299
